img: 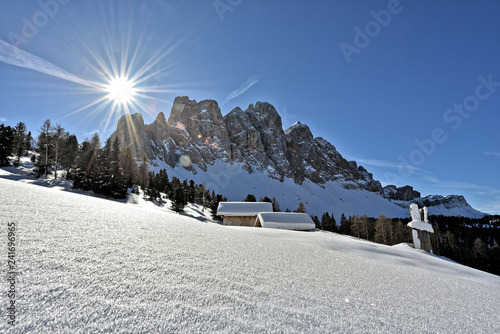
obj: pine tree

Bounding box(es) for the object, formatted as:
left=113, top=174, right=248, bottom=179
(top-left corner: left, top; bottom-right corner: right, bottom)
left=0, top=124, right=14, bottom=167
left=271, top=197, right=281, bottom=212
left=120, top=146, right=138, bottom=187
left=187, top=180, right=196, bottom=203
left=321, top=212, right=334, bottom=231
left=61, top=134, right=79, bottom=179
left=170, top=183, right=187, bottom=212
left=35, top=119, right=53, bottom=177
left=13, top=122, right=27, bottom=163
left=52, top=123, right=67, bottom=180
left=25, top=131, right=33, bottom=152
left=244, top=194, right=256, bottom=202
left=209, top=193, right=226, bottom=220
left=339, top=213, right=350, bottom=235
left=73, top=134, right=101, bottom=191
left=311, top=215, right=320, bottom=229
left=139, top=154, right=149, bottom=189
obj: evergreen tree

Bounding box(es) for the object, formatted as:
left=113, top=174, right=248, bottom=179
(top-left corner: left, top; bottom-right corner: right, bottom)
left=61, top=134, right=79, bottom=179
left=25, top=131, right=33, bottom=152
left=13, top=122, right=27, bottom=163
left=73, top=134, right=100, bottom=191
left=35, top=119, right=53, bottom=177
left=187, top=180, right=196, bottom=203
left=120, top=146, right=138, bottom=187
left=170, top=183, right=187, bottom=212
left=156, top=169, right=169, bottom=193
left=271, top=197, right=281, bottom=212
left=311, top=215, right=320, bottom=229
left=0, top=124, right=14, bottom=167
left=244, top=194, right=256, bottom=202
left=108, top=137, right=126, bottom=198
left=52, top=123, right=67, bottom=180
left=209, top=193, right=226, bottom=220
left=92, top=137, right=112, bottom=195
left=321, top=212, right=336, bottom=232
left=139, top=153, right=149, bottom=189
left=339, top=213, right=350, bottom=235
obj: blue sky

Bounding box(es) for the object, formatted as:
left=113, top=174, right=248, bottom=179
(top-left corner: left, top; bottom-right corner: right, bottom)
left=0, top=0, right=499, bottom=214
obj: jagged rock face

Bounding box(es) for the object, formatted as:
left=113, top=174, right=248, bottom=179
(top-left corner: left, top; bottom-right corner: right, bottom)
left=224, top=103, right=289, bottom=179
left=111, top=113, right=150, bottom=158
left=109, top=96, right=383, bottom=192
left=383, top=185, right=421, bottom=201
left=107, top=96, right=481, bottom=215
left=415, top=195, right=469, bottom=210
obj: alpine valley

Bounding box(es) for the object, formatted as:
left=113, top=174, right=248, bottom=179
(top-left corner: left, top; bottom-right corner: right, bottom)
left=110, top=96, right=485, bottom=220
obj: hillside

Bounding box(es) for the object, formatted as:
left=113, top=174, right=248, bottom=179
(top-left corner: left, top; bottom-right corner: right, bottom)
left=109, top=96, right=485, bottom=220
left=1, top=174, right=499, bottom=332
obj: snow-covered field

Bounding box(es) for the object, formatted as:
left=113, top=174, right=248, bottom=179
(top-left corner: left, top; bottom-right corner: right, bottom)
left=1, top=174, right=500, bottom=333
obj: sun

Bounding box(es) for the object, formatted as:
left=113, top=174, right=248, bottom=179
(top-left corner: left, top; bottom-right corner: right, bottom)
left=105, top=75, right=137, bottom=106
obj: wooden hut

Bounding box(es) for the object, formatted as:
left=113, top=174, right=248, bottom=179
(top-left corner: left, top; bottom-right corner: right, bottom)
left=216, top=202, right=273, bottom=226
left=255, top=212, right=315, bottom=231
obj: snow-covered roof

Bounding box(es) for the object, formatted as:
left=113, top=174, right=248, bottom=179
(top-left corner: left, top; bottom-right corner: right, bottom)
left=256, top=212, right=315, bottom=231
left=217, top=202, right=273, bottom=216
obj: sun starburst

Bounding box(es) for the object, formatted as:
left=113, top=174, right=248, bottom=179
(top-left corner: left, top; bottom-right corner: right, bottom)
left=105, top=76, right=137, bottom=106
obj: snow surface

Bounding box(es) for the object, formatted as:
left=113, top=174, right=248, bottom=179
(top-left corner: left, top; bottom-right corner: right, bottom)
left=1, top=176, right=500, bottom=333
left=216, top=202, right=273, bottom=216
left=256, top=212, right=315, bottom=231
left=407, top=221, right=434, bottom=233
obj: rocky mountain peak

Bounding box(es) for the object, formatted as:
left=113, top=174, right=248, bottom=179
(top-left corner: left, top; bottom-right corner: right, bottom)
left=153, top=112, right=167, bottom=128
left=285, top=121, right=313, bottom=141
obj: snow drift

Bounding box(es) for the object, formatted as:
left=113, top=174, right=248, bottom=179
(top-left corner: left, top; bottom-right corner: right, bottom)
left=0, top=176, right=499, bottom=333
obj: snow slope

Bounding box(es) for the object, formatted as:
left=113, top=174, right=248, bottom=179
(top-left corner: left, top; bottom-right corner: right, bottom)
left=151, top=159, right=415, bottom=221
left=1, top=177, right=499, bottom=333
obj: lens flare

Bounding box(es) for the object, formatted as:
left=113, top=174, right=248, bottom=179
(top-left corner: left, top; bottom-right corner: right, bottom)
left=105, top=75, right=137, bottom=106
left=180, top=155, right=191, bottom=167
left=175, top=121, right=186, bottom=131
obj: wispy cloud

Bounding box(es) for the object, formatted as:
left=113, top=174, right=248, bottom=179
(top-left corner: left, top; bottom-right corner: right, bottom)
left=224, top=75, right=261, bottom=104
left=484, top=151, right=500, bottom=158
left=355, top=157, right=433, bottom=177
left=427, top=179, right=500, bottom=195
left=85, top=130, right=100, bottom=136
left=0, top=117, right=6, bottom=122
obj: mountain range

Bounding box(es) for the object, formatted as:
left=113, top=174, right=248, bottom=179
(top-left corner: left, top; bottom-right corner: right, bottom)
left=110, top=96, right=485, bottom=220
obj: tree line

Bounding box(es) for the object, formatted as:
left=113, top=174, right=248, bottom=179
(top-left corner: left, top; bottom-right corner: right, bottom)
left=0, top=119, right=228, bottom=214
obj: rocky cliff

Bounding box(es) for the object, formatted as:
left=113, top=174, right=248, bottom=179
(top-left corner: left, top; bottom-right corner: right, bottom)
left=109, top=96, right=482, bottom=216
left=111, top=96, right=384, bottom=190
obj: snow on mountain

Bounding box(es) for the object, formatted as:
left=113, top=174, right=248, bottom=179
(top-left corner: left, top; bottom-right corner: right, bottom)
left=150, top=159, right=410, bottom=221
left=1, top=177, right=499, bottom=333
left=108, top=96, right=486, bottom=219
